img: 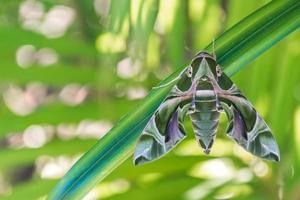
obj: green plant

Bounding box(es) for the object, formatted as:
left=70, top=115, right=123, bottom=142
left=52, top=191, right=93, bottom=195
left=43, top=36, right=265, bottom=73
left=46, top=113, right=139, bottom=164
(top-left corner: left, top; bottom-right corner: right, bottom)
left=48, top=1, right=300, bottom=199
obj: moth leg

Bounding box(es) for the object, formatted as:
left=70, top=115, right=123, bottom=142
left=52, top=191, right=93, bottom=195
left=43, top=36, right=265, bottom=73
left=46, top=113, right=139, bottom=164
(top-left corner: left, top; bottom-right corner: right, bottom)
left=216, top=99, right=223, bottom=112
left=153, top=65, right=192, bottom=89
left=188, top=98, right=196, bottom=114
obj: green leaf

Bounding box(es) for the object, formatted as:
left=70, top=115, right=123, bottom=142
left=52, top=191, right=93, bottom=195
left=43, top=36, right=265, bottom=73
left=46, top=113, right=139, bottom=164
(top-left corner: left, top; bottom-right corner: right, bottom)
left=0, top=26, right=98, bottom=86
left=0, top=98, right=135, bottom=137
left=0, top=139, right=95, bottom=171
left=48, top=1, right=300, bottom=199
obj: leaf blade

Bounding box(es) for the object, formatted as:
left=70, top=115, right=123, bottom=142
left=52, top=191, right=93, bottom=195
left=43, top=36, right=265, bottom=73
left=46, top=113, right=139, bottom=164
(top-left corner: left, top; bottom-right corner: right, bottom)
left=48, top=1, right=300, bottom=199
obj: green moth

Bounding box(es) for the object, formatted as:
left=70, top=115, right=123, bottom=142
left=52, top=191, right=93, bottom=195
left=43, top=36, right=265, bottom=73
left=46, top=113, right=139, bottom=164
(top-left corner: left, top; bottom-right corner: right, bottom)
left=134, top=52, right=280, bottom=165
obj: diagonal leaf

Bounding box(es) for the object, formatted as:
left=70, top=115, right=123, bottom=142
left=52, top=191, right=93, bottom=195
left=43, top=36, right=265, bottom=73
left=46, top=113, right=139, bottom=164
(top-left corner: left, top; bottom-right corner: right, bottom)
left=48, top=1, right=300, bottom=199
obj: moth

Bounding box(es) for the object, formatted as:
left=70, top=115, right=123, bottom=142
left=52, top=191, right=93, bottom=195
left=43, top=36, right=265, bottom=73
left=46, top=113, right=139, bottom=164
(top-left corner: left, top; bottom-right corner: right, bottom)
left=134, top=51, right=280, bottom=166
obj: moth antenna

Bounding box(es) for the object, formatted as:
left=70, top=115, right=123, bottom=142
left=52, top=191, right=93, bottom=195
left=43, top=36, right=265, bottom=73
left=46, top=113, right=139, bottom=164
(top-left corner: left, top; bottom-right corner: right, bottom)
left=153, top=76, right=181, bottom=89
left=212, top=38, right=216, bottom=59
left=153, top=67, right=188, bottom=89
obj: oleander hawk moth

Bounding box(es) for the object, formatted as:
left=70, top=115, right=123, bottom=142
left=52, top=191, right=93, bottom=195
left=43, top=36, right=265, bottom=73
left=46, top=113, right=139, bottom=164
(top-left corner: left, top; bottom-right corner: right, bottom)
left=133, top=51, right=280, bottom=166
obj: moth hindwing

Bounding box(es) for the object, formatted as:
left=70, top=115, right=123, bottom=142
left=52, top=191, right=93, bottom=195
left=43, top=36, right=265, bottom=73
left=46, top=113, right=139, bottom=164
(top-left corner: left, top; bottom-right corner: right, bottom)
left=133, top=51, right=280, bottom=166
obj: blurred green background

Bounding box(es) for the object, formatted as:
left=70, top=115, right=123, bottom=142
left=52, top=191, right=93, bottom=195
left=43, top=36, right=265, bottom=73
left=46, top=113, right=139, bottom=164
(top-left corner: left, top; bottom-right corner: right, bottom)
left=0, top=0, right=299, bottom=199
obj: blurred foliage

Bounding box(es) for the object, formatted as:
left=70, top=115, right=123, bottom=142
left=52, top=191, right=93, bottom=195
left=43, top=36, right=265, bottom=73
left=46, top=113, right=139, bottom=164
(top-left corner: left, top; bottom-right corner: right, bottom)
left=0, top=0, right=299, bottom=200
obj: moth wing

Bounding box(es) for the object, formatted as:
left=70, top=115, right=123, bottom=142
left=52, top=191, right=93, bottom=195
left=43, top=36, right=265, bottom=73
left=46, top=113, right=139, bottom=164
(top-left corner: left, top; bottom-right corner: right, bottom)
left=133, top=85, right=191, bottom=166
left=219, top=82, right=280, bottom=162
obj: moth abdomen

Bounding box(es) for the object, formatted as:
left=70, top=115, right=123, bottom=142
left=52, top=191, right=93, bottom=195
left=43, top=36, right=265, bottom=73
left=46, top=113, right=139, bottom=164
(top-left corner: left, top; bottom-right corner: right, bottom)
left=189, top=92, right=221, bottom=153
left=190, top=110, right=220, bottom=136
left=191, top=118, right=219, bottom=134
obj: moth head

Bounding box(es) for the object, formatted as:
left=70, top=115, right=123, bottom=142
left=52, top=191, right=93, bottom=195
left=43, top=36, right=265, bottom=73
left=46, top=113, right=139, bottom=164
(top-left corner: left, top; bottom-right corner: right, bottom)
left=188, top=52, right=222, bottom=82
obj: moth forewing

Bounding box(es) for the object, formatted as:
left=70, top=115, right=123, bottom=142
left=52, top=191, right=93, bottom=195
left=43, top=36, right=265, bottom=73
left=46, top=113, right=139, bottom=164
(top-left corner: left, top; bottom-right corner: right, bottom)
left=216, top=72, right=280, bottom=162
left=133, top=70, right=193, bottom=165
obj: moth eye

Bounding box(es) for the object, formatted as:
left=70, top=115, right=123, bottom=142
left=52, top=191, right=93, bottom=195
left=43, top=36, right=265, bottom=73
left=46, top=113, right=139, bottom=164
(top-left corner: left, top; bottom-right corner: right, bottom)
left=216, top=65, right=222, bottom=77
left=186, top=66, right=193, bottom=77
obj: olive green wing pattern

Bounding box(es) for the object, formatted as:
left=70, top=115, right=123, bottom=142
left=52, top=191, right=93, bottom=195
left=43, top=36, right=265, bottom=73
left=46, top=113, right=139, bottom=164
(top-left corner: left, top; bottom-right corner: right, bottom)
left=133, top=86, right=191, bottom=166
left=219, top=81, right=280, bottom=162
